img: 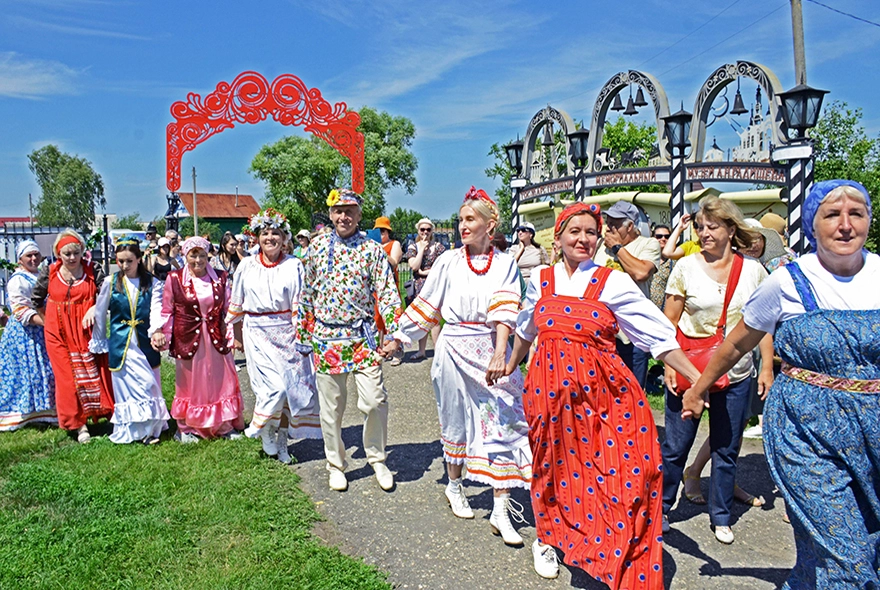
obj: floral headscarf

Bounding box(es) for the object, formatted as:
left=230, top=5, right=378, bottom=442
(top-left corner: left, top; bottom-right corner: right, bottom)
left=181, top=236, right=211, bottom=256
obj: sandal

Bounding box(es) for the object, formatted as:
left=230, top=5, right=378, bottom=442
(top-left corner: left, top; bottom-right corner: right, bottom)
left=410, top=352, right=426, bottom=361
left=683, top=466, right=707, bottom=505
left=734, top=485, right=765, bottom=507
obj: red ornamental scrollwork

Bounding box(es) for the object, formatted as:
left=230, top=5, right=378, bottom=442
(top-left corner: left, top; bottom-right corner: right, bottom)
left=166, top=71, right=364, bottom=193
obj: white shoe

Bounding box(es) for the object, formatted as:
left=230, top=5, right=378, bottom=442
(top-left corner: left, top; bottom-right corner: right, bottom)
left=76, top=425, right=91, bottom=444
left=742, top=424, right=763, bottom=439
left=260, top=425, right=279, bottom=456
left=175, top=431, right=199, bottom=444
left=662, top=514, right=670, bottom=533
left=275, top=429, right=291, bottom=465
left=489, top=493, right=525, bottom=546
left=372, top=462, right=394, bottom=490
left=328, top=467, right=348, bottom=491
left=444, top=480, right=474, bottom=519
left=223, top=430, right=244, bottom=441
left=714, top=525, right=734, bottom=544
left=532, top=539, right=559, bottom=579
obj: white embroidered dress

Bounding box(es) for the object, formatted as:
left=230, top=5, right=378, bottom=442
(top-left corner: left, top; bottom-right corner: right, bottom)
left=227, top=254, right=321, bottom=439
left=394, top=248, right=532, bottom=488
left=90, top=276, right=170, bottom=443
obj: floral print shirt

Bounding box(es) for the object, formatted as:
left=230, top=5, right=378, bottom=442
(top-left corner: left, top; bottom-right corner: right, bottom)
left=298, top=230, right=402, bottom=374
left=405, top=239, right=446, bottom=295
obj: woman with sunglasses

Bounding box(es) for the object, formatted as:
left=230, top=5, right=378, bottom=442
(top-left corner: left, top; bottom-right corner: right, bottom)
left=649, top=224, right=673, bottom=309
left=514, top=221, right=550, bottom=282
left=405, top=218, right=445, bottom=361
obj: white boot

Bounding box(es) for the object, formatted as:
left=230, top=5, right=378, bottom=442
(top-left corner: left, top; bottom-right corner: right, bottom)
left=444, top=478, right=474, bottom=519
left=275, top=428, right=291, bottom=464
left=489, top=493, right=525, bottom=546
left=260, top=424, right=278, bottom=457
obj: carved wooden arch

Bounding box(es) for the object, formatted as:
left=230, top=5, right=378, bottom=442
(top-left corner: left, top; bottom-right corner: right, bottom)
left=587, top=70, right=671, bottom=171
left=690, top=61, right=785, bottom=163
left=521, top=106, right=577, bottom=183
left=166, top=71, right=364, bottom=193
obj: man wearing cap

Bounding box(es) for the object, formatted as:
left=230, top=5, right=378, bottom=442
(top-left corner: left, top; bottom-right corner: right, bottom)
left=593, top=201, right=662, bottom=388
left=298, top=189, right=403, bottom=492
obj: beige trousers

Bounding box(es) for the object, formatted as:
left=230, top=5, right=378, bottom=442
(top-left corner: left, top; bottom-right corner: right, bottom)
left=316, top=364, right=388, bottom=471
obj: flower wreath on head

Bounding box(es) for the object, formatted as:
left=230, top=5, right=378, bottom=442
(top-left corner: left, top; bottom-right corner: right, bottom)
left=248, top=207, right=291, bottom=235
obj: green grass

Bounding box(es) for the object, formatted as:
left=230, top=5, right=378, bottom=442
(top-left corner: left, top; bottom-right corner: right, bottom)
left=0, top=362, right=389, bottom=590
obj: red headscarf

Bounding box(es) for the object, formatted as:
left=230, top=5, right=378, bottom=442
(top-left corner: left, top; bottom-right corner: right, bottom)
left=554, top=202, right=603, bottom=235
left=463, top=186, right=497, bottom=207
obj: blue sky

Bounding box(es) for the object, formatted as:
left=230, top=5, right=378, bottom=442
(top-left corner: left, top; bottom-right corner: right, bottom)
left=1, top=0, right=878, bottom=223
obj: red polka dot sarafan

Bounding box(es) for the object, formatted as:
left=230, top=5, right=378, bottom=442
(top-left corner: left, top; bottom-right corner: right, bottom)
left=524, top=266, right=663, bottom=589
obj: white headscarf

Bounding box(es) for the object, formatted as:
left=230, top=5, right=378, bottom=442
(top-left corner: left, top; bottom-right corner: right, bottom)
left=16, top=240, right=40, bottom=260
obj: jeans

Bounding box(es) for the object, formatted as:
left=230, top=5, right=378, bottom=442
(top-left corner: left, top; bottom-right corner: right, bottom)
left=615, top=340, right=650, bottom=390
left=661, top=377, right=753, bottom=526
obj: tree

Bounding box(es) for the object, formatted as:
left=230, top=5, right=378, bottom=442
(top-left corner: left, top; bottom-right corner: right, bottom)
left=485, top=142, right=515, bottom=234
left=250, top=106, right=418, bottom=230
left=178, top=216, right=222, bottom=243
left=28, top=145, right=105, bottom=230
left=112, top=212, right=143, bottom=230
left=595, top=117, right=665, bottom=194
left=388, top=207, right=427, bottom=241
left=811, top=100, right=880, bottom=251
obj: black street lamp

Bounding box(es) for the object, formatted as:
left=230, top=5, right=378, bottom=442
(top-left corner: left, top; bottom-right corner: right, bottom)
left=165, top=192, right=181, bottom=231
left=567, top=127, right=590, bottom=168
left=777, top=83, right=829, bottom=139
left=504, top=138, right=524, bottom=176
left=662, top=106, right=693, bottom=158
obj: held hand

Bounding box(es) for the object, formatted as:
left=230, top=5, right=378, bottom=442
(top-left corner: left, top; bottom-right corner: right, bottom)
left=485, top=353, right=507, bottom=387
left=680, top=387, right=708, bottom=420
left=664, top=366, right=679, bottom=394
left=82, top=305, right=96, bottom=329
left=151, top=332, right=167, bottom=351
left=233, top=338, right=244, bottom=353
left=381, top=339, right=401, bottom=358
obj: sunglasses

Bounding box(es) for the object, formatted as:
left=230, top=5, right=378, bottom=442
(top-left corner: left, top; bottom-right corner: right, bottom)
left=418, top=228, right=432, bottom=233
left=653, top=233, right=670, bottom=239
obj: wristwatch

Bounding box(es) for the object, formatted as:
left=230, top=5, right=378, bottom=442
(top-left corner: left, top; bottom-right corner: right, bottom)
left=610, top=244, right=623, bottom=256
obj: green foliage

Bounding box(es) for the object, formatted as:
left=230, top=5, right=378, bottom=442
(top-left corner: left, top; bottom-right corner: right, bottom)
left=596, top=117, right=665, bottom=195
left=811, top=100, right=880, bottom=251
left=151, top=217, right=168, bottom=237
left=388, top=207, right=427, bottom=240
left=485, top=142, right=514, bottom=234
left=112, top=212, right=143, bottom=230
left=250, top=106, right=418, bottom=231
left=178, top=217, right=222, bottom=242
left=0, top=362, right=389, bottom=590
left=28, top=145, right=106, bottom=230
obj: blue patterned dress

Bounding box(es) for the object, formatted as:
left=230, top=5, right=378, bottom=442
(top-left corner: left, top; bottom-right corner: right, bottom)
left=0, top=269, right=56, bottom=430
left=764, top=262, right=880, bottom=589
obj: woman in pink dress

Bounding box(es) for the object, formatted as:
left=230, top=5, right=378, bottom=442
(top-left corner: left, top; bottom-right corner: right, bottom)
left=150, top=236, right=244, bottom=441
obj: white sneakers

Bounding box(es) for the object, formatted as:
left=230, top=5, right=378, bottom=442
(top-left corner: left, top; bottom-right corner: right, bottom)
left=372, top=462, right=394, bottom=490
left=76, top=425, right=91, bottom=444
left=445, top=479, right=474, bottom=519
left=328, top=466, right=348, bottom=491
left=714, top=525, right=735, bottom=544
left=260, top=425, right=279, bottom=457
left=275, top=429, right=291, bottom=465
left=490, top=494, right=526, bottom=546
left=742, top=424, right=763, bottom=439
left=175, top=431, right=199, bottom=444
left=532, top=539, right=560, bottom=579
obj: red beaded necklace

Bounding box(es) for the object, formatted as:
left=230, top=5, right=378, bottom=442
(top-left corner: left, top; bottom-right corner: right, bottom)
left=259, top=250, right=285, bottom=268
left=465, top=245, right=493, bottom=275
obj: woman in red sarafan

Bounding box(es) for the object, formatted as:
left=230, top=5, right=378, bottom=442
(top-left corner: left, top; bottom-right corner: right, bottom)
left=32, top=230, right=114, bottom=443
left=507, top=203, right=699, bottom=586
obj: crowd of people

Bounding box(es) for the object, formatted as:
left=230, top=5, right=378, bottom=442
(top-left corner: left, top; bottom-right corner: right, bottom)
left=0, top=179, right=877, bottom=589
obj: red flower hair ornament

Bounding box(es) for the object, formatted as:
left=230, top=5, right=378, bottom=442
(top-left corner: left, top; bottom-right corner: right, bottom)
left=554, top=202, right=603, bottom=236
left=463, top=186, right=497, bottom=207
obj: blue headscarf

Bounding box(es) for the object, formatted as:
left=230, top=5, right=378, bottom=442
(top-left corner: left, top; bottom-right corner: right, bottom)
left=803, top=179, right=872, bottom=247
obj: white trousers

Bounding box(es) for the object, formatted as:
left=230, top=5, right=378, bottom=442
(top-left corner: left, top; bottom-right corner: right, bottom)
left=316, top=364, right=388, bottom=471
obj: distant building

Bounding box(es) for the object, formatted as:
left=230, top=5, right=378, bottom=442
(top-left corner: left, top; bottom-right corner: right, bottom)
left=704, top=137, right=725, bottom=162
left=176, top=192, right=261, bottom=235
left=731, top=88, right=772, bottom=163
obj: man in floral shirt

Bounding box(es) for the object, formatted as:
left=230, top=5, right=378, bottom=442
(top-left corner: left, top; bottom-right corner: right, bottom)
left=298, top=188, right=403, bottom=492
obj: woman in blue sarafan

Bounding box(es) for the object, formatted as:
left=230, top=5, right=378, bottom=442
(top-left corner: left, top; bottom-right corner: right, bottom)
left=89, top=238, right=169, bottom=444
left=682, top=179, right=880, bottom=588
left=0, top=240, right=56, bottom=431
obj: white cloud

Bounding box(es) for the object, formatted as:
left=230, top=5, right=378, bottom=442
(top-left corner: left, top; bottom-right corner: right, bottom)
left=10, top=15, right=151, bottom=40
left=0, top=52, right=79, bottom=99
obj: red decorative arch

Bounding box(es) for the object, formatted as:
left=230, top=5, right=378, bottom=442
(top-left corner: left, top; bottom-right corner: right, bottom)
left=166, top=71, right=364, bottom=193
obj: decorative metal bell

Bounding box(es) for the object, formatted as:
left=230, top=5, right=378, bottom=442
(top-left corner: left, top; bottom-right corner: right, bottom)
left=634, top=87, right=648, bottom=107
left=611, top=94, right=624, bottom=111
left=623, top=95, right=638, bottom=116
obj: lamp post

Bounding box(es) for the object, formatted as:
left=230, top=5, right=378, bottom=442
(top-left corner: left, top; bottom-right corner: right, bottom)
left=771, top=83, right=829, bottom=254
left=165, top=192, right=182, bottom=232
left=504, top=138, right=525, bottom=231
left=568, top=126, right=590, bottom=201
left=662, top=106, right=693, bottom=238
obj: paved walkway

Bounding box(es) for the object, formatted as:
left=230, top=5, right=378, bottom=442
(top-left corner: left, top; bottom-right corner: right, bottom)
left=239, top=349, right=795, bottom=589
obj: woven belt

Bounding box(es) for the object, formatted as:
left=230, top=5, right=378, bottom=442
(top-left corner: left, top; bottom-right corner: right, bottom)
left=782, top=361, right=880, bottom=394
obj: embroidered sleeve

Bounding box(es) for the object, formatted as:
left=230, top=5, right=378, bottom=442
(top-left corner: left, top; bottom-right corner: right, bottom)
left=88, top=278, right=112, bottom=354
left=8, top=274, right=37, bottom=325
left=393, top=253, right=447, bottom=345
left=486, top=260, right=522, bottom=330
